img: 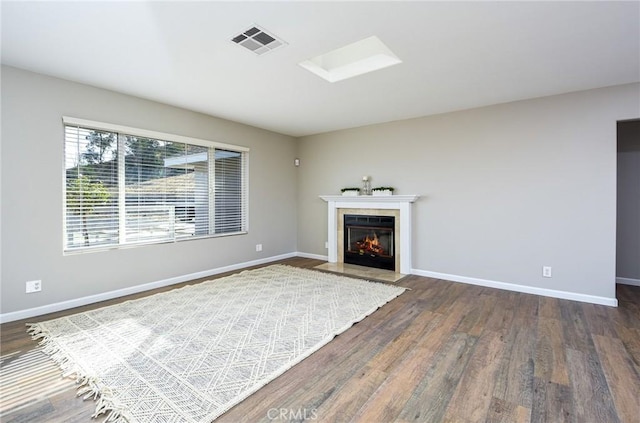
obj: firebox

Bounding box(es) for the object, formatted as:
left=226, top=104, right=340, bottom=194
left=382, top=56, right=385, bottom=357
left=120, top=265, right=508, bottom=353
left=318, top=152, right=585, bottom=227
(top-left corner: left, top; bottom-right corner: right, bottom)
left=344, top=214, right=395, bottom=271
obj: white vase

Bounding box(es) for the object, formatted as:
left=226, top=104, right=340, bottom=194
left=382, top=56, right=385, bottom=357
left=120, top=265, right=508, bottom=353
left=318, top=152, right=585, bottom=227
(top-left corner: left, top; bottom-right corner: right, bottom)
left=372, top=190, right=393, bottom=196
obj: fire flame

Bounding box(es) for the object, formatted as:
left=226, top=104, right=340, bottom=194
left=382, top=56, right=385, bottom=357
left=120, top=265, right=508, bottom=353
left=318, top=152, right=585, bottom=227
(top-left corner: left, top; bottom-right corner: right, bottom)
left=356, top=232, right=385, bottom=255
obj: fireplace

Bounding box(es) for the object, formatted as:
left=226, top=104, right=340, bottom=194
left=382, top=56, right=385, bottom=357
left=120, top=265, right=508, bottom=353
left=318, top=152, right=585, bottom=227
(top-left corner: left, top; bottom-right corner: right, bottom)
left=344, top=214, right=395, bottom=271
left=320, top=194, right=419, bottom=275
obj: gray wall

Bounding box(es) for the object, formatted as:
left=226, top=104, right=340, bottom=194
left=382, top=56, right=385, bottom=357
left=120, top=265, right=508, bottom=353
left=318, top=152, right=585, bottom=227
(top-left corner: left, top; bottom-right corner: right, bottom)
left=1, top=66, right=297, bottom=315
left=617, top=120, right=640, bottom=281
left=297, top=84, right=640, bottom=300
left=2, top=65, right=638, bottom=316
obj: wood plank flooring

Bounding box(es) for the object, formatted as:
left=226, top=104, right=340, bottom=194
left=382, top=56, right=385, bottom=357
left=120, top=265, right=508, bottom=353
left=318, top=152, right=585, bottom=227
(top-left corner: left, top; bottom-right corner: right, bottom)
left=1, top=257, right=639, bottom=422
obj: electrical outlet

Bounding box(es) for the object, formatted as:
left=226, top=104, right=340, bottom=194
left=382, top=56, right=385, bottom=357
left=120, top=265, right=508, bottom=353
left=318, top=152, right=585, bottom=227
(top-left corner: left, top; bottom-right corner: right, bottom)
left=542, top=266, right=552, bottom=278
left=26, top=280, right=42, bottom=293
left=325, top=241, right=328, bottom=249
left=256, top=244, right=263, bottom=252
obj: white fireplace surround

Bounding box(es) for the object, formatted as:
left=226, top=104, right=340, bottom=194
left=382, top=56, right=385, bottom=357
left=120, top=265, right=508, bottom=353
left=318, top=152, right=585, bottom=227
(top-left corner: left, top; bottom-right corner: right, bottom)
left=320, top=195, right=420, bottom=274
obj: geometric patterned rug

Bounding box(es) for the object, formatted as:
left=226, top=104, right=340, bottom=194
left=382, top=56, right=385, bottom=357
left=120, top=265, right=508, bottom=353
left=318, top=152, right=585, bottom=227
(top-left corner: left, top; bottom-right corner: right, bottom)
left=28, top=264, right=406, bottom=422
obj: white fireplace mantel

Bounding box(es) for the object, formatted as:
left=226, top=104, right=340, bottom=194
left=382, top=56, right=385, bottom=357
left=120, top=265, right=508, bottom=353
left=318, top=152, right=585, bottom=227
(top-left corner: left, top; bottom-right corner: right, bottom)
left=320, top=195, right=419, bottom=274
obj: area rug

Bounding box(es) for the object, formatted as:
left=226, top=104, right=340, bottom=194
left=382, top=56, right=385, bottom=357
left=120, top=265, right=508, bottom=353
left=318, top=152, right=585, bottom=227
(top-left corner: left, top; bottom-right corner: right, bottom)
left=28, top=264, right=406, bottom=423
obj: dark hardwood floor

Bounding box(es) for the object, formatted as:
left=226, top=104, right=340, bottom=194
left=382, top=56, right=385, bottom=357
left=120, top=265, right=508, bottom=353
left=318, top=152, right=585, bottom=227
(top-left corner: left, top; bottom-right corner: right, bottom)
left=1, top=257, right=639, bottom=422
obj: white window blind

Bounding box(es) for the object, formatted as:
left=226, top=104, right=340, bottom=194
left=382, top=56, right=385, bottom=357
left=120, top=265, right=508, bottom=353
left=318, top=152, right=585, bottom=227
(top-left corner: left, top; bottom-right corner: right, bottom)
left=63, top=118, right=248, bottom=252
left=65, top=125, right=119, bottom=249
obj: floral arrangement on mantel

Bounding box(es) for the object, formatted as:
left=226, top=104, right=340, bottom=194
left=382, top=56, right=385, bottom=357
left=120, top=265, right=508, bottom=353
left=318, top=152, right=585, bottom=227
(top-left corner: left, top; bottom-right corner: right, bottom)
left=372, top=187, right=395, bottom=196
left=340, top=186, right=396, bottom=196
left=341, top=176, right=396, bottom=196
left=340, top=187, right=361, bottom=196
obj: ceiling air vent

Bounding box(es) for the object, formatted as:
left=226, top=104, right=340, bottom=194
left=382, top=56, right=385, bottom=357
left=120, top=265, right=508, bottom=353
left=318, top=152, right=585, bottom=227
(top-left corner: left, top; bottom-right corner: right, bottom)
left=231, top=25, right=286, bottom=56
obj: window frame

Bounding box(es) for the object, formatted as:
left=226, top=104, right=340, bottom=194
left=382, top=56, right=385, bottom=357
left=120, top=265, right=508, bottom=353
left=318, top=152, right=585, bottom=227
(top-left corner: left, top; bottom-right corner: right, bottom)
left=62, top=116, right=250, bottom=254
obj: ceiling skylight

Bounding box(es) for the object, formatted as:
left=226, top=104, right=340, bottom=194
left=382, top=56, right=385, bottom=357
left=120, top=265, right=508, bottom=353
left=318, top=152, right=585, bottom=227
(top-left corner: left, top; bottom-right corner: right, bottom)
left=299, top=36, right=401, bottom=83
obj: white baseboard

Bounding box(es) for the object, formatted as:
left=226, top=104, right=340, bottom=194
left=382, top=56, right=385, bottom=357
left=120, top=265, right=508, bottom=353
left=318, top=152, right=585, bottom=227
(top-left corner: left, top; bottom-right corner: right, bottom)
left=616, top=277, right=640, bottom=287
left=4, top=255, right=622, bottom=324
left=412, top=268, right=618, bottom=307
left=0, top=253, right=297, bottom=324
left=295, top=252, right=329, bottom=261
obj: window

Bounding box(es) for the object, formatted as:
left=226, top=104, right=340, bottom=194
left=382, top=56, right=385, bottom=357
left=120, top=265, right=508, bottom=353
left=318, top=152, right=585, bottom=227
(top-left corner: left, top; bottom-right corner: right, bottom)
left=63, top=117, right=248, bottom=252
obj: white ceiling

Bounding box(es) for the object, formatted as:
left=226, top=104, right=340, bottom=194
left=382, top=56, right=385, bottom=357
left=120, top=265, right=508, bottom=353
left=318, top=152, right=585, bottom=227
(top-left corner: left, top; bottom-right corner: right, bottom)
left=2, top=1, right=639, bottom=137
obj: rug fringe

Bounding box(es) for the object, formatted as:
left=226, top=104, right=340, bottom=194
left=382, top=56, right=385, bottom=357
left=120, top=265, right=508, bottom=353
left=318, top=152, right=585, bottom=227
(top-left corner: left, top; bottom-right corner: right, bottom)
left=27, top=323, right=131, bottom=423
